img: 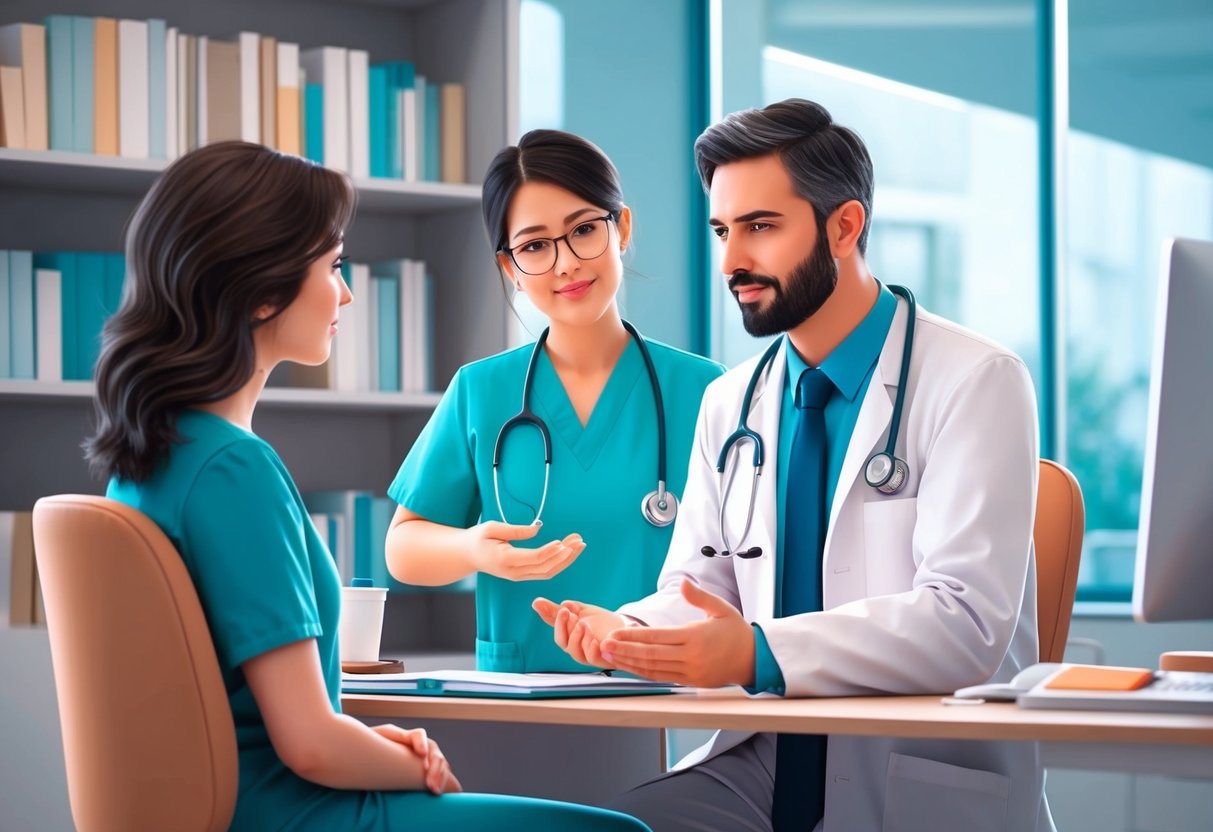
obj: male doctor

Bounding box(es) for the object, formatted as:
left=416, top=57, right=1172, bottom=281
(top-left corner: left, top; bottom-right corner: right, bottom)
left=533, top=98, right=1052, bottom=832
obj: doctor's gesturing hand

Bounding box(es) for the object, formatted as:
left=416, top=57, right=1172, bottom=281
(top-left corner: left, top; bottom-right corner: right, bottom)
left=534, top=580, right=757, bottom=688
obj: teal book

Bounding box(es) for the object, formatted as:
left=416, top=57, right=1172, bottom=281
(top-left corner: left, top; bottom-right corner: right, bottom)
left=33, top=252, right=77, bottom=380
left=372, top=273, right=400, bottom=392
left=103, top=253, right=125, bottom=313
left=304, top=83, right=324, bottom=163
left=0, top=252, right=9, bottom=378
left=424, top=84, right=441, bottom=182
left=74, top=253, right=110, bottom=381
left=385, top=62, right=414, bottom=180
left=147, top=19, right=167, bottom=159
left=43, top=16, right=74, bottom=151
left=350, top=492, right=378, bottom=585
left=8, top=251, right=35, bottom=380
left=368, top=65, right=388, bottom=178
left=70, top=17, right=94, bottom=153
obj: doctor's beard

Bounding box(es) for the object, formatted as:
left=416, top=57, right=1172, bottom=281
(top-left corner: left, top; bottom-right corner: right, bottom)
left=729, top=229, right=838, bottom=337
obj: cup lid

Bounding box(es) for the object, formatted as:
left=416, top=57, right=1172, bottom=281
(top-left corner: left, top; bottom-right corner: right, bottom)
left=351, top=577, right=375, bottom=588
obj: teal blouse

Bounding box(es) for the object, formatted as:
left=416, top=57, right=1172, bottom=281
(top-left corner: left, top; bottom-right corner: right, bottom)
left=389, top=337, right=724, bottom=672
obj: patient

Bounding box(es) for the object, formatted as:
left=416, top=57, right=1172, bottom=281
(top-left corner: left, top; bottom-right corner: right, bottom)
left=84, top=141, right=650, bottom=832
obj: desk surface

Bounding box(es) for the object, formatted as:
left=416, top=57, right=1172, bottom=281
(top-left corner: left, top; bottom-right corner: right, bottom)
left=342, top=688, right=1213, bottom=747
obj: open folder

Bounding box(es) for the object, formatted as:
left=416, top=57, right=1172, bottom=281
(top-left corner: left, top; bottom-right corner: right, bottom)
left=341, top=669, right=678, bottom=699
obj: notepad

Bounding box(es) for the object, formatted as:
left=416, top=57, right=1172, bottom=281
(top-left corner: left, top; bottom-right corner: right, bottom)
left=1043, top=665, right=1155, bottom=691
left=341, top=669, right=678, bottom=699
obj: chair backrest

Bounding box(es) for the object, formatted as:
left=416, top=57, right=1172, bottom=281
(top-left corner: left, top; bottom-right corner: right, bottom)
left=32, top=495, right=237, bottom=832
left=1034, top=460, right=1085, bottom=663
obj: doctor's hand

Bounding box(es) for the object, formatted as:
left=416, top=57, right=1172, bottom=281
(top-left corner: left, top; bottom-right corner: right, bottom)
left=599, top=580, right=755, bottom=688
left=532, top=597, right=627, bottom=669
left=371, top=724, right=463, bottom=794
left=465, top=521, right=585, bottom=582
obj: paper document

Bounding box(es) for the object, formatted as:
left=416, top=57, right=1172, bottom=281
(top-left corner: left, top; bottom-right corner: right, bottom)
left=341, top=669, right=678, bottom=699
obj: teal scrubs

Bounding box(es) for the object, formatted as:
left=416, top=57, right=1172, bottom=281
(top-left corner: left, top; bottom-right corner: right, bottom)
left=109, top=410, right=651, bottom=832
left=390, top=337, right=725, bottom=672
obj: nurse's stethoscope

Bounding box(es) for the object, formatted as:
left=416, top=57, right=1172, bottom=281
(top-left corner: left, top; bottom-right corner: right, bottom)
left=493, top=320, right=679, bottom=528
left=702, top=284, right=917, bottom=559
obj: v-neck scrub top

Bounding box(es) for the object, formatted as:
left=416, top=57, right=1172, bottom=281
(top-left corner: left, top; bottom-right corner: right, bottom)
left=389, top=336, right=724, bottom=672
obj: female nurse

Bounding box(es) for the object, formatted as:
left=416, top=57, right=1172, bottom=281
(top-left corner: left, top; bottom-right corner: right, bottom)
left=89, top=141, right=650, bottom=832
left=386, top=130, right=724, bottom=673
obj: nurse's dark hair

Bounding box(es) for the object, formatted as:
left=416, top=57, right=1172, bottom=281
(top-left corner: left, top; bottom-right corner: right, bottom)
left=694, top=98, right=874, bottom=255
left=84, top=141, right=356, bottom=483
left=481, top=128, right=624, bottom=258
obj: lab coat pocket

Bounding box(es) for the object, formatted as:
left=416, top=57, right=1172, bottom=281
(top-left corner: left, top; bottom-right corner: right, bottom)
left=862, top=498, right=918, bottom=596
left=882, top=752, right=1009, bottom=832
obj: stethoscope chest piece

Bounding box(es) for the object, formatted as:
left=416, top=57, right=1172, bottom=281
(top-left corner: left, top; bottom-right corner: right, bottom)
left=641, top=486, right=678, bottom=527
left=864, top=451, right=908, bottom=495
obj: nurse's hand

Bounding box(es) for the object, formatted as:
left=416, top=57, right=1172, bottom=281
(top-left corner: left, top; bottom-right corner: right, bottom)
left=466, top=522, right=585, bottom=581
left=532, top=597, right=627, bottom=668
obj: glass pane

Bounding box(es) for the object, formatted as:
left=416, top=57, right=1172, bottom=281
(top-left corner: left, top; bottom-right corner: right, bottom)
left=1066, top=0, right=1213, bottom=600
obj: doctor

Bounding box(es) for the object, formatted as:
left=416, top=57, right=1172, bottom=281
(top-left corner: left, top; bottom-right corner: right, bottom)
left=387, top=129, right=724, bottom=673
left=534, top=99, right=1053, bottom=831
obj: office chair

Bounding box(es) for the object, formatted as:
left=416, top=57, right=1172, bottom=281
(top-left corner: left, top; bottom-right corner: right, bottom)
left=1034, top=460, right=1085, bottom=663
left=32, top=495, right=237, bottom=832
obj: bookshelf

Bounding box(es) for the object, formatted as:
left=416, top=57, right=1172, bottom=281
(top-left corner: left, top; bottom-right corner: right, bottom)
left=0, top=0, right=519, bottom=647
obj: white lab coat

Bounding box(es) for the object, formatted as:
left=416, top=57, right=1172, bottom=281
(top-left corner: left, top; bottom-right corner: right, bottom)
left=618, top=300, right=1054, bottom=832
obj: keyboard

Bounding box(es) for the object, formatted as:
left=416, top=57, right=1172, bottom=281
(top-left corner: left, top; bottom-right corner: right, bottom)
left=1018, top=670, right=1213, bottom=715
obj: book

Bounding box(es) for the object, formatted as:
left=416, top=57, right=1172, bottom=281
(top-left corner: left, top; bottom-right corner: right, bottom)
left=165, top=27, right=178, bottom=158
left=7, top=511, right=35, bottom=626
left=43, top=15, right=72, bottom=151
left=347, top=49, right=369, bottom=179
left=237, top=32, right=260, bottom=144
left=0, top=22, right=48, bottom=150
left=93, top=18, right=118, bottom=155
left=8, top=250, right=35, bottom=380
left=117, top=19, right=149, bottom=158
left=341, top=669, right=677, bottom=699
left=35, top=268, right=62, bottom=382
left=205, top=39, right=240, bottom=143
left=440, top=83, right=465, bottom=183
left=0, top=251, right=9, bottom=377
left=71, top=16, right=95, bottom=154
left=368, top=65, right=388, bottom=177
left=299, top=46, right=348, bottom=172
left=0, top=64, right=26, bottom=149
left=259, top=35, right=277, bottom=150
left=146, top=19, right=167, bottom=158
left=275, top=42, right=299, bottom=155
left=304, top=82, right=323, bottom=163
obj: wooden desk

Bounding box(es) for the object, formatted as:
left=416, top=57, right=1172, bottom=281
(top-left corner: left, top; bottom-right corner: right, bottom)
left=343, top=688, right=1213, bottom=778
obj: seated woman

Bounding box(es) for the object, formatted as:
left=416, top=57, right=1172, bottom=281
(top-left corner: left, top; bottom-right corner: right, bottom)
left=85, top=140, right=651, bottom=832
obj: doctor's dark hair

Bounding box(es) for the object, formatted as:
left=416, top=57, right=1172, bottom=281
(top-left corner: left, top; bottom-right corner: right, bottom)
left=481, top=129, right=625, bottom=256
left=694, top=98, right=874, bottom=255
left=85, top=141, right=356, bottom=483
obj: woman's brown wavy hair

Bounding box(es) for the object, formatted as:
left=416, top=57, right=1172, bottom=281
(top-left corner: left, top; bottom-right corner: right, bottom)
left=85, top=141, right=356, bottom=482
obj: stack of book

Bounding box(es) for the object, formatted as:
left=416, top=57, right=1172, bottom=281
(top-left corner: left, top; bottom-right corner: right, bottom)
left=0, top=17, right=467, bottom=182
left=0, top=511, right=43, bottom=627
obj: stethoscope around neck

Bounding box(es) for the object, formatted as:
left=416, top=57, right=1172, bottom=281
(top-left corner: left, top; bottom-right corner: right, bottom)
left=492, top=320, right=678, bottom=529
left=702, top=284, right=917, bottom=560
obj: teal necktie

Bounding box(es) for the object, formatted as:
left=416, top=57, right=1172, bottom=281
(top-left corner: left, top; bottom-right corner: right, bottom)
left=772, top=367, right=833, bottom=832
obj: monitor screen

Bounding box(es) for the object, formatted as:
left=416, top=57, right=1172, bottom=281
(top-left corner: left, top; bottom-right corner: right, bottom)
left=1132, top=237, right=1213, bottom=622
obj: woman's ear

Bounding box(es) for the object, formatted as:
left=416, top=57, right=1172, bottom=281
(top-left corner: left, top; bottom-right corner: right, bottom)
left=616, top=206, right=633, bottom=253
left=252, top=304, right=277, bottom=322
left=497, top=253, right=522, bottom=293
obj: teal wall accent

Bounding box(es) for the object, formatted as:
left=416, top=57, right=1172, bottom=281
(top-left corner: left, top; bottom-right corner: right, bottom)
left=520, top=0, right=709, bottom=352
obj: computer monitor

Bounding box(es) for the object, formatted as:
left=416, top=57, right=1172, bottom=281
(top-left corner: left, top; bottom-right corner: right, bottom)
left=1132, top=237, right=1213, bottom=623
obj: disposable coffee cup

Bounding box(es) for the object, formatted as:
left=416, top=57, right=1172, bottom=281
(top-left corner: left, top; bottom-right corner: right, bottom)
left=339, top=579, right=388, bottom=662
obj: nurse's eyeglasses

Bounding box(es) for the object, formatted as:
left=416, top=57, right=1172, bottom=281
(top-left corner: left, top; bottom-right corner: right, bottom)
left=500, top=213, right=617, bottom=275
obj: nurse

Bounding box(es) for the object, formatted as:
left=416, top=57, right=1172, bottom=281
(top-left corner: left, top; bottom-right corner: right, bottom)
left=386, top=129, right=724, bottom=673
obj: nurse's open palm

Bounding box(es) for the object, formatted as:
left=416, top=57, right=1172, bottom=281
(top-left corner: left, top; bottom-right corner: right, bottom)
left=468, top=521, right=585, bottom=581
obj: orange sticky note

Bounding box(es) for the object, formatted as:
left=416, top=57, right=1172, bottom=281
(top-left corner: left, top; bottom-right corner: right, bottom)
left=1044, top=665, right=1154, bottom=691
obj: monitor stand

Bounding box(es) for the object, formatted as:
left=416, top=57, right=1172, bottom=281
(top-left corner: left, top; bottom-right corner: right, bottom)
left=1160, top=651, right=1213, bottom=672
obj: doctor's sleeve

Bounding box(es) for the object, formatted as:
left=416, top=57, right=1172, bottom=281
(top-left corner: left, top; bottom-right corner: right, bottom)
left=179, top=441, right=321, bottom=671
left=387, top=367, right=482, bottom=529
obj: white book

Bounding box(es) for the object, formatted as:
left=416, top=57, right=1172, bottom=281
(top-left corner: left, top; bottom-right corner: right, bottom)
left=335, top=263, right=364, bottom=393
left=341, top=669, right=677, bottom=697
left=117, top=19, right=149, bottom=158
left=0, top=512, right=12, bottom=626
left=401, top=88, right=418, bottom=182
left=165, top=27, right=178, bottom=159
left=347, top=49, right=369, bottom=179
left=35, top=268, right=61, bottom=382
left=299, top=46, right=348, bottom=172
left=349, top=263, right=372, bottom=392
left=407, top=260, right=424, bottom=392
left=196, top=36, right=208, bottom=145
left=237, top=32, right=260, bottom=144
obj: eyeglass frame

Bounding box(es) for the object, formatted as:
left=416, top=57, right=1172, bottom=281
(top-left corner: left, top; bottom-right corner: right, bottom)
left=497, top=212, right=619, bottom=276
